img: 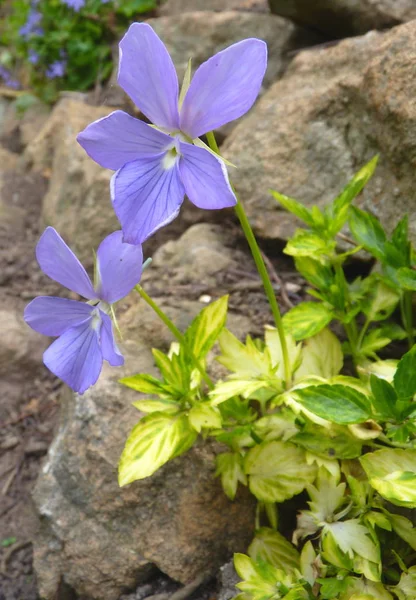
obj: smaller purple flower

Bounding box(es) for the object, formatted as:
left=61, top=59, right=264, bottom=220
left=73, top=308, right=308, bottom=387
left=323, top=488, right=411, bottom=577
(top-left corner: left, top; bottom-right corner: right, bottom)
left=19, top=8, right=42, bottom=39
left=45, top=59, right=66, bottom=79
left=62, top=0, right=85, bottom=11
left=0, top=65, right=21, bottom=90
left=24, top=227, right=143, bottom=394
left=28, top=49, right=39, bottom=65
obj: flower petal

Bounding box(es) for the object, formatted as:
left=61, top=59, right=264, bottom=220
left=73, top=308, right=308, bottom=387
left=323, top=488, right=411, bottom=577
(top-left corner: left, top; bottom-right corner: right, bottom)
left=111, top=155, right=185, bottom=245
left=100, top=312, right=124, bottom=367
left=118, top=23, right=179, bottom=130
left=77, top=111, right=172, bottom=171
left=96, top=231, right=143, bottom=303
left=180, top=39, right=267, bottom=138
left=179, top=142, right=236, bottom=209
left=24, top=296, right=93, bottom=336
left=36, top=227, right=96, bottom=299
left=43, top=320, right=103, bottom=394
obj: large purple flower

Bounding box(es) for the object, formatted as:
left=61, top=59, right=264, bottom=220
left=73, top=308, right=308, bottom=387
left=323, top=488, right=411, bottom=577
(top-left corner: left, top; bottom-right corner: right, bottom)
left=24, top=227, right=143, bottom=394
left=77, top=23, right=267, bottom=245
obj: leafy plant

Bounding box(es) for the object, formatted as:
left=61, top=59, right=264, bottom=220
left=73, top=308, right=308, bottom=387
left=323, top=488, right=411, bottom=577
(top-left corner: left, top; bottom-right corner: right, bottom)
left=118, top=159, right=416, bottom=599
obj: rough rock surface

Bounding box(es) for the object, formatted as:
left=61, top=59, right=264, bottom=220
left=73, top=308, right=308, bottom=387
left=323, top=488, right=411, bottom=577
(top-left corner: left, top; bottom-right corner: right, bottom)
left=33, top=225, right=256, bottom=600
left=23, top=98, right=118, bottom=267
left=223, top=21, right=416, bottom=243
left=160, top=0, right=269, bottom=15
left=268, top=0, right=416, bottom=38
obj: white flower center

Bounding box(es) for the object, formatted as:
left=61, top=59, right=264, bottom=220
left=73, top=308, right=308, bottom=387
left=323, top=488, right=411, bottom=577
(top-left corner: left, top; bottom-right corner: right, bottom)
left=90, top=307, right=102, bottom=332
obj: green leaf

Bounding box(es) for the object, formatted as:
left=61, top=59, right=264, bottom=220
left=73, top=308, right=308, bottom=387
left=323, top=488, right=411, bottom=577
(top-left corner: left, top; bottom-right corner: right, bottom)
left=369, top=375, right=398, bottom=420
left=294, top=256, right=334, bottom=290
left=0, top=537, right=16, bottom=548
left=322, top=520, right=381, bottom=580
left=283, top=302, right=333, bottom=341
left=210, top=379, right=272, bottom=406
left=328, top=156, right=379, bottom=235
left=132, top=398, right=181, bottom=414
left=385, top=511, right=416, bottom=551
left=360, top=329, right=392, bottom=356
left=292, top=428, right=362, bottom=459
left=284, top=230, right=334, bottom=259
left=360, top=448, right=416, bottom=508
left=362, top=281, right=399, bottom=321
left=394, top=345, right=416, bottom=399
left=244, top=441, right=316, bottom=503
left=118, top=413, right=197, bottom=486
left=349, top=206, right=386, bottom=261
left=120, top=373, right=167, bottom=395
left=215, top=452, right=247, bottom=500
left=188, top=403, right=222, bottom=432
left=294, top=384, right=371, bottom=424
left=264, top=327, right=302, bottom=379
left=184, top=295, right=228, bottom=360
left=270, top=190, right=315, bottom=227
left=295, top=328, right=343, bottom=382
left=397, top=267, right=416, bottom=290
left=234, top=554, right=284, bottom=600
left=318, top=577, right=348, bottom=599
left=392, top=566, right=416, bottom=600
left=248, top=528, right=300, bottom=572
left=152, top=348, right=192, bottom=394
left=217, top=329, right=273, bottom=378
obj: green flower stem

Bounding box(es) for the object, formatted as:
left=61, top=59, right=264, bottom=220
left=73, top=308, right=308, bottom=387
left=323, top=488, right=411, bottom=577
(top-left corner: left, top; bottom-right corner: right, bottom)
left=135, top=285, right=214, bottom=389
left=401, top=291, right=414, bottom=349
left=206, top=131, right=291, bottom=387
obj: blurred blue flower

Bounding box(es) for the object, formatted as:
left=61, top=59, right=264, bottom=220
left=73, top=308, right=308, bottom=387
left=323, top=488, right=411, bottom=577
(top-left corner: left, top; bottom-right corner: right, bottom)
left=19, top=8, right=42, bottom=39
left=0, top=65, right=21, bottom=90
left=62, top=0, right=86, bottom=10
left=45, top=59, right=67, bottom=79
left=28, top=49, right=39, bottom=65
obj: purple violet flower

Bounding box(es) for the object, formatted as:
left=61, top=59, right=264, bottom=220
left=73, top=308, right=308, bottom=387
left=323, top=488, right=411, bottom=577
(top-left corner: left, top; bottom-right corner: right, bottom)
left=19, top=8, right=42, bottom=39
left=0, top=65, right=21, bottom=90
left=28, top=49, right=39, bottom=64
left=77, top=23, right=267, bottom=245
left=24, top=227, right=143, bottom=394
left=45, top=59, right=67, bottom=79
left=62, top=0, right=86, bottom=11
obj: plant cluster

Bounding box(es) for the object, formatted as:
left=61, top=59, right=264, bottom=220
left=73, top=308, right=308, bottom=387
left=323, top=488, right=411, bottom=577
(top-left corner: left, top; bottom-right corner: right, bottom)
left=24, top=23, right=416, bottom=600
left=0, top=0, right=157, bottom=102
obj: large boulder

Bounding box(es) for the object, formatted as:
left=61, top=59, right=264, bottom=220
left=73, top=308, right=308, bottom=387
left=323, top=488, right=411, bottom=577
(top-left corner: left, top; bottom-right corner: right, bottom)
left=223, top=21, right=416, bottom=244
left=32, top=225, right=256, bottom=600
left=268, top=0, right=416, bottom=38
left=23, top=98, right=118, bottom=268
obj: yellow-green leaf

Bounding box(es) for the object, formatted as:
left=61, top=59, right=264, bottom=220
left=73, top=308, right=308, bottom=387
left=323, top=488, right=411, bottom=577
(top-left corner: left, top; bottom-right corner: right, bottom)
left=188, top=403, right=222, bottom=432
left=185, top=295, right=228, bottom=359
left=118, top=413, right=197, bottom=486
left=360, top=448, right=416, bottom=508
left=244, top=441, right=316, bottom=503
left=132, top=398, right=181, bottom=414
left=283, top=302, right=333, bottom=340
left=295, top=328, right=343, bottom=382
left=215, top=452, right=247, bottom=500
left=248, top=527, right=300, bottom=571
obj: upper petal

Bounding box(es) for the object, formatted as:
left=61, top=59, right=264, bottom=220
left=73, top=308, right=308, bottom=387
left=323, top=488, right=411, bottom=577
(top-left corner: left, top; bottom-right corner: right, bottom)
left=100, top=312, right=124, bottom=367
left=111, top=155, right=185, bottom=245
left=180, top=39, right=267, bottom=138
left=36, top=227, right=96, bottom=299
left=96, top=231, right=143, bottom=304
left=179, top=142, right=236, bottom=209
left=77, top=111, right=172, bottom=171
left=43, top=320, right=103, bottom=394
left=118, top=23, right=179, bottom=130
left=24, top=296, right=94, bottom=336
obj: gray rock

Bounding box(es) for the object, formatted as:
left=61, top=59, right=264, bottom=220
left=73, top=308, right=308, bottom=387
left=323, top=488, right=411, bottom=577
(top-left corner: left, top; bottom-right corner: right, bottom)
left=160, top=0, right=269, bottom=15
left=24, top=98, right=118, bottom=267
left=33, top=225, right=256, bottom=600
left=218, top=561, right=240, bottom=600
left=223, top=21, right=416, bottom=244
left=268, top=0, right=416, bottom=38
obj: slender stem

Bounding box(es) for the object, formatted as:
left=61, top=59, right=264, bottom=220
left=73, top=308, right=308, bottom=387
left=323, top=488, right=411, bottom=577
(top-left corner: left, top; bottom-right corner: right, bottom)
left=402, top=291, right=414, bottom=349
left=356, top=315, right=371, bottom=350
left=205, top=131, right=291, bottom=387
left=135, top=285, right=214, bottom=389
